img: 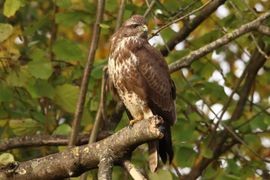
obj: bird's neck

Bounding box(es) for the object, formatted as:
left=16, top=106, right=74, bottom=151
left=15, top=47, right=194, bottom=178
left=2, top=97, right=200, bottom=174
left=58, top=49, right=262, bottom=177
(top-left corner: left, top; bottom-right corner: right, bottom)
left=111, top=36, right=146, bottom=52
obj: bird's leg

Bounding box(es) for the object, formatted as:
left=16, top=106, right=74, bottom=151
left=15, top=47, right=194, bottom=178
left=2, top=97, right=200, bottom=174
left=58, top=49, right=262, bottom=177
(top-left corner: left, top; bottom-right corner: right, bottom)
left=129, top=113, right=144, bottom=126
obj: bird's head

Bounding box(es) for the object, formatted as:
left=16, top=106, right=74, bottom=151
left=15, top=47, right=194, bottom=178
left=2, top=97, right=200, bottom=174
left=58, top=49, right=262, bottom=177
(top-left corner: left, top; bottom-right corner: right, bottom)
left=121, top=15, right=148, bottom=39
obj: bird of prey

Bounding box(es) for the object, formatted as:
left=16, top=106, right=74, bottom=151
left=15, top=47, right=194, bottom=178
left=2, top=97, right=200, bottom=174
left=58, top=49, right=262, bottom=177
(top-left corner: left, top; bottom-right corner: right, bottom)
left=108, top=15, right=176, bottom=172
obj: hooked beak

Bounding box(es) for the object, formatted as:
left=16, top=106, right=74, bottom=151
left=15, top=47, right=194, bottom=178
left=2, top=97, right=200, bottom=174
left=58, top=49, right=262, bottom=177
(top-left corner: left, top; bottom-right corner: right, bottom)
left=142, top=24, right=148, bottom=32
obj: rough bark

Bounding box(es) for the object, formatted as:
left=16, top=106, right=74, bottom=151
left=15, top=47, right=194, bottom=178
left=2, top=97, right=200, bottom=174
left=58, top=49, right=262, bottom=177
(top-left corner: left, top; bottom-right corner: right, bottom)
left=0, top=116, right=163, bottom=180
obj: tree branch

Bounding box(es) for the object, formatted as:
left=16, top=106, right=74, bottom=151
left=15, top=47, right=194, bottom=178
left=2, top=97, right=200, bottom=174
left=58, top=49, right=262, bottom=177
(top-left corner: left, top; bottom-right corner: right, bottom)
left=80, top=68, right=108, bottom=180
left=115, top=0, right=126, bottom=31
left=68, top=0, right=105, bottom=146
left=0, top=102, right=125, bottom=152
left=98, top=156, right=113, bottom=180
left=89, top=68, right=108, bottom=144
left=122, top=160, right=147, bottom=180
left=0, top=134, right=88, bottom=152
left=0, top=116, right=163, bottom=180
left=183, top=40, right=270, bottom=180
left=168, top=11, right=270, bottom=73
left=160, top=0, right=227, bottom=56
left=150, top=0, right=213, bottom=38
left=229, top=48, right=268, bottom=121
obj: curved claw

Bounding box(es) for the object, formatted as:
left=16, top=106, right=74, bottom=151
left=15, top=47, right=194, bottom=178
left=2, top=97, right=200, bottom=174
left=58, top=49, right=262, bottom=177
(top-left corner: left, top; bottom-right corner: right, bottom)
left=129, top=118, right=143, bottom=127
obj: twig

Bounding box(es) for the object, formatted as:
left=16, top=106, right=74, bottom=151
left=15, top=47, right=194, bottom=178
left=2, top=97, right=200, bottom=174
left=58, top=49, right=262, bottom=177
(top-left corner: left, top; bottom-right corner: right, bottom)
left=49, top=2, right=58, bottom=61
left=222, top=123, right=270, bottom=163
left=144, top=0, right=150, bottom=7
left=68, top=0, right=105, bottom=146
left=122, top=160, right=147, bottom=180
left=115, top=0, right=126, bottom=31
left=150, top=0, right=212, bottom=38
left=235, top=106, right=270, bottom=129
left=171, top=162, right=182, bottom=178
left=251, top=34, right=269, bottom=59
left=168, top=11, right=270, bottom=73
left=0, top=134, right=88, bottom=152
left=179, top=71, right=220, bottom=122
left=212, top=63, right=247, bottom=131
left=160, top=0, right=227, bottom=56
left=144, top=0, right=156, bottom=18
left=98, top=156, right=113, bottom=180
left=89, top=68, right=108, bottom=144
left=0, top=116, right=164, bottom=179
left=80, top=70, right=107, bottom=180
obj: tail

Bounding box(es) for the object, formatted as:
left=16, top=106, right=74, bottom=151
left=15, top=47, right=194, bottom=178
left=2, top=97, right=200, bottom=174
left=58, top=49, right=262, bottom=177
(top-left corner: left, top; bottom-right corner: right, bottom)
left=148, top=123, right=173, bottom=172
left=148, top=141, right=159, bottom=172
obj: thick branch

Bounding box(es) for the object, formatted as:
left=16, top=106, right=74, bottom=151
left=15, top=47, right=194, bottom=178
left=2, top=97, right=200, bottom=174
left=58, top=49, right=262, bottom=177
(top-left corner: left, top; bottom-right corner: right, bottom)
left=0, top=134, right=88, bottom=152
left=69, top=0, right=105, bottom=146
left=230, top=41, right=269, bottom=121
left=98, top=156, right=113, bottom=180
left=168, top=11, right=270, bottom=73
left=160, top=0, right=227, bottom=56
left=0, top=116, right=163, bottom=180
left=0, top=132, right=113, bottom=152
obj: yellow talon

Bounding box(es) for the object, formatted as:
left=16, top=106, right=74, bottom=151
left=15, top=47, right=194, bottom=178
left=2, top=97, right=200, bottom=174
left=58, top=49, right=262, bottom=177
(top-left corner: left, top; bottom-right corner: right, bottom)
left=129, top=118, right=143, bottom=126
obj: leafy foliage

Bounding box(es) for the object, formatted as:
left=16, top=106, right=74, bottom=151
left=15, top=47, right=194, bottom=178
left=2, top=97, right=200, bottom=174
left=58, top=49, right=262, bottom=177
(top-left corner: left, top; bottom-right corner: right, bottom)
left=0, top=0, right=270, bottom=179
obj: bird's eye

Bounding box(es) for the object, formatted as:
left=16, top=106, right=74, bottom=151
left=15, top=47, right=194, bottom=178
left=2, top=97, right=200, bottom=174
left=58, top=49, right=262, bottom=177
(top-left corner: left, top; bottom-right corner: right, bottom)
left=130, top=24, right=140, bottom=28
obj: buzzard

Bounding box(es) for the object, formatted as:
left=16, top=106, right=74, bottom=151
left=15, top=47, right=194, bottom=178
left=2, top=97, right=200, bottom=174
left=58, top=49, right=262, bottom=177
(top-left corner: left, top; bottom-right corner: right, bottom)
left=108, top=15, right=176, bottom=172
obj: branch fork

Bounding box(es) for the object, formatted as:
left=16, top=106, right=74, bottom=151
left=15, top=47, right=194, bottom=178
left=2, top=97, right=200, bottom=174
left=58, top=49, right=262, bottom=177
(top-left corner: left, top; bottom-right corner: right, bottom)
left=0, top=116, right=164, bottom=180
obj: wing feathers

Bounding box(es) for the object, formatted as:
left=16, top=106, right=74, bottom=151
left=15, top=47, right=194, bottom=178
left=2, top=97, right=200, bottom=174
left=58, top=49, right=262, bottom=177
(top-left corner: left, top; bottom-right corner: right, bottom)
left=135, top=42, right=176, bottom=124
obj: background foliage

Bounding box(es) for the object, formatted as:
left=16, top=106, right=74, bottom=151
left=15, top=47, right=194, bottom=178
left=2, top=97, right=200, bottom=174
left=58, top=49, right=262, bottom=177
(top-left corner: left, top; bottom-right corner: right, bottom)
left=1, top=0, right=270, bottom=179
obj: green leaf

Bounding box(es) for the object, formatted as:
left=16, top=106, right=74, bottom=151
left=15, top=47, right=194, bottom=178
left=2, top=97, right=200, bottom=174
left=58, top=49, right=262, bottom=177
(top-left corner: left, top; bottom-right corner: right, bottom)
left=9, top=118, right=41, bottom=135
left=149, top=169, right=172, bottom=180
left=33, top=80, right=55, bottom=98
left=0, top=23, right=13, bottom=43
left=160, top=28, right=177, bottom=43
left=0, top=153, right=15, bottom=166
left=249, top=114, right=267, bottom=131
left=3, top=0, right=22, bottom=17
left=54, top=84, right=79, bottom=113
left=6, top=67, right=32, bottom=87
left=55, top=0, right=71, bottom=8
left=91, top=60, right=106, bottom=79
left=53, top=124, right=71, bottom=135
left=201, top=143, right=213, bottom=159
left=106, top=0, right=118, bottom=12
left=203, top=82, right=226, bottom=100
left=27, top=61, right=53, bottom=80
left=192, top=30, right=222, bottom=48
left=173, top=120, right=197, bottom=141
left=99, top=23, right=110, bottom=29
left=162, top=0, right=180, bottom=12
left=24, top=16, right=50, bottom=36
left=24, top=48, right=53, bottom=79
left=30, top=111, right=46, bottom=124
left=52, top=39, right=84, bottom=62
left=175, top=146, right=196, bottom=167
left=243, top=134, right=261, bottom=151
left=55, top=11, right=92, bottom=26
left=0, top=84, right=13, bottom=102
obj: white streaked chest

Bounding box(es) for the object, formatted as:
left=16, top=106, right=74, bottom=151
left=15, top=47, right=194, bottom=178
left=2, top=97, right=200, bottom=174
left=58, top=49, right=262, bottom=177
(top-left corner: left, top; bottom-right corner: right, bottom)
left=108, top=37, right=139, bottom=86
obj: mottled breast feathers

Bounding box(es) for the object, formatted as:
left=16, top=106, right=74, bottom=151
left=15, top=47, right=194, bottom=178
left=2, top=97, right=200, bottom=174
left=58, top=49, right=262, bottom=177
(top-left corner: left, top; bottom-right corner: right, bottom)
left=108, top=15, right=176, bottom=170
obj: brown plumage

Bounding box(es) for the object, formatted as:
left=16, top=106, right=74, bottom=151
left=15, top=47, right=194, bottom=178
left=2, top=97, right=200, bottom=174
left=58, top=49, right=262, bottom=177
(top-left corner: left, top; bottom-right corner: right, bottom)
left=108, top=15, right=176, bottom=172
